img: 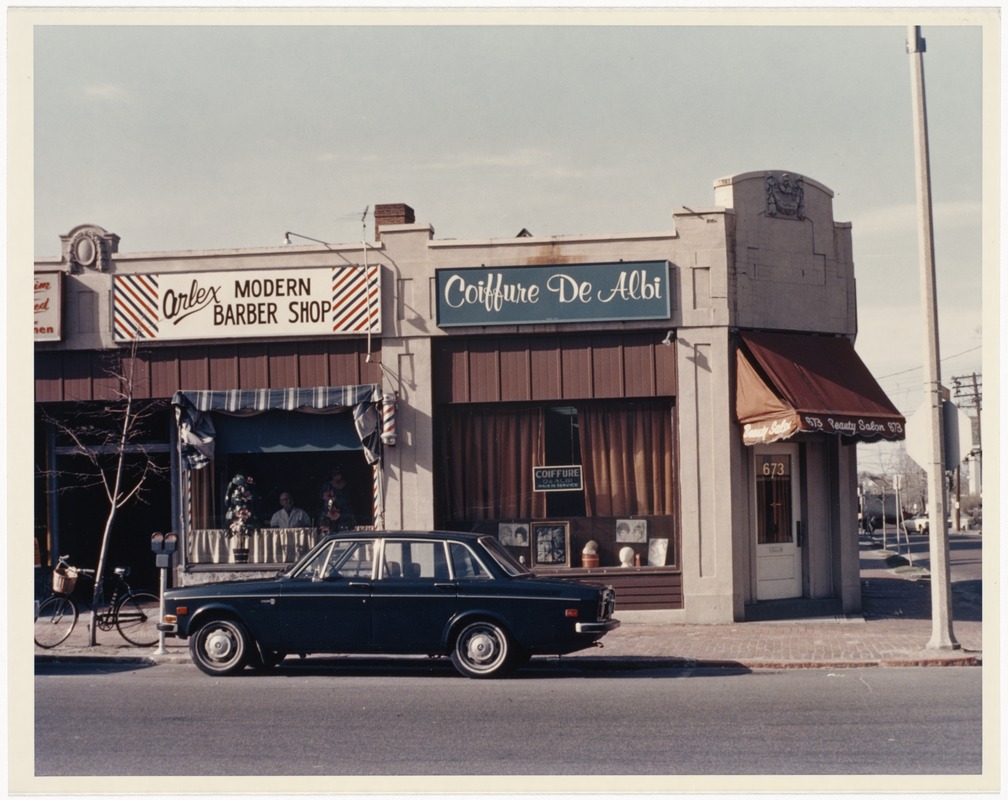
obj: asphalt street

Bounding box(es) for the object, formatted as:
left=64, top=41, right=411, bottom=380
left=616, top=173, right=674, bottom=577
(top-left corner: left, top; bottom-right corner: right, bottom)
left=34, top=661, right=982, bottom=779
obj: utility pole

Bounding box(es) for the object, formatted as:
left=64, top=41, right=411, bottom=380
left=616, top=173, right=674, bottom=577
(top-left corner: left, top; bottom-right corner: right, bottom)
left=907, top=25, right=958, bottom=650
left=952, top=371, right=983, bottom=491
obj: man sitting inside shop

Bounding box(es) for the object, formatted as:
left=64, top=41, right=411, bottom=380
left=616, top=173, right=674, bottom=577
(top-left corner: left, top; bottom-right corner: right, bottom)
left=270, top=491, right=312, bottom=528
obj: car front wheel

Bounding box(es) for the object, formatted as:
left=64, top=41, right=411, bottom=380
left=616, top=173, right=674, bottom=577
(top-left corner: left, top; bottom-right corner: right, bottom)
left=450, top=620, right=512, bottom=678
left=189, top=618, right=251, bottom=676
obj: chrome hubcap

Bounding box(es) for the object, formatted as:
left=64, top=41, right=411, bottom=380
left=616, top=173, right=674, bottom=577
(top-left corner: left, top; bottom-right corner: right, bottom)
left=465, top=631, right=498, bottom=664
left=205, top=628, right=235, bottom=661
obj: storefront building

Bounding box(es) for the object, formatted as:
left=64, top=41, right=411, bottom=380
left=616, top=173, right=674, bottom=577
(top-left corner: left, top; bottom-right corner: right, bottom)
left=34, top=171, right=904, bottom=622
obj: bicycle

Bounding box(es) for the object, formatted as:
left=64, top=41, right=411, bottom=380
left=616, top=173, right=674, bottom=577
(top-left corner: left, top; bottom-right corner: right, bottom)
left=34, top=555, right=160, bottom=648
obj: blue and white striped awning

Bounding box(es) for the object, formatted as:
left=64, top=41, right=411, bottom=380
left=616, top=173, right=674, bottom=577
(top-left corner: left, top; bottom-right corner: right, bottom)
left=171, top=385, right=383, bottom=469
left=171, top=384, right=381, bottom=414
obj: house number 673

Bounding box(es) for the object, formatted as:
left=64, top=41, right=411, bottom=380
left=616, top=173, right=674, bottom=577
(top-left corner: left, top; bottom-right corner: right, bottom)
left=761, top=461, right=787, bottom=478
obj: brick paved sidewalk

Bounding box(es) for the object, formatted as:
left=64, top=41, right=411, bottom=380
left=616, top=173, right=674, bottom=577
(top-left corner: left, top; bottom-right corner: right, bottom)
left=35, top=536, right=982, bottom=669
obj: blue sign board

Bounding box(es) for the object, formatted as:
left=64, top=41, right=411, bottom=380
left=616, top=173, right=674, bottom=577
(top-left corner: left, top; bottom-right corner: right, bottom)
left=435, top=261, right=671, bottom=327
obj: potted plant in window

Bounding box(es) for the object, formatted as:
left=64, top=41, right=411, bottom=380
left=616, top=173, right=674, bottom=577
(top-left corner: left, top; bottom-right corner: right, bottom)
left=224, top=473, right=258, bottom=563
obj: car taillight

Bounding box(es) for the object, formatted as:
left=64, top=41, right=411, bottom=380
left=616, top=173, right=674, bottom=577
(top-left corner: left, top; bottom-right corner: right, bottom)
left=565, top=608, right=579, bottom=618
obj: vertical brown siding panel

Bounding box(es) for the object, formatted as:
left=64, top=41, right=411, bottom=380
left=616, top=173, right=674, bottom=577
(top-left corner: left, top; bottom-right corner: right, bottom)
left=91, top=351, right=122, bottom=400
left=62, top=351, right=94, bottom=401
left=623, top=338, right=656, bottom=397
left=35, top=352, right=65, bottom=402
left=499, top=338, right=531, bottom=402
left=128, top=350, right=153, bottom=399
left=468, top=343, right=500, bottom=402
left=208, top=345, right=240, bottom=390
left=529, top=338, right=562, bottom=401
left=655, top=338, right=677, bottom=396
left=560, top=341, right=592, bottom=400
left=451, top=343, right=470, bottom=403
left=268, top=343, right=300, bottom=388
left=360, top=345, right=383, bottom=385
left=328, top=344, right=361, bottom=387
left=591, top=335, right=624, bottom=399
left=149, top=348, right=181, bottom=396
left=179, top=347, right=210, bottom=390
left=238, top=344, right=269, bottom=390
left=298, top=341, right=329, bottom=387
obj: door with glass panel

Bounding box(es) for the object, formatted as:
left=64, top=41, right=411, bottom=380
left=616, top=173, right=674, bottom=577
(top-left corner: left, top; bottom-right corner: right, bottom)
left=754, top=445, right=803, bottom=600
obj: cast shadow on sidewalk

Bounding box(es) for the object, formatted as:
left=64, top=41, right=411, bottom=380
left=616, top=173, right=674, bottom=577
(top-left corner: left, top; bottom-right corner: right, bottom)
left=861, top=576, right=982, bottom=623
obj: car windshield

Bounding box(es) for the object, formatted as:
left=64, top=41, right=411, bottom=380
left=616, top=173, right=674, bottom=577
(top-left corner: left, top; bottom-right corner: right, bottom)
left=480, top=536, right=532, bottom=576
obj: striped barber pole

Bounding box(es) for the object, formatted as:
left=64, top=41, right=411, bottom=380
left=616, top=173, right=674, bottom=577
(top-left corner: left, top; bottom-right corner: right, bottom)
left=380, top=392, right=397, bottom=445
left=332, top=264, right=380, bottom=333
left=113, top=274, right=159, bottom=340
left=371, top=462, right=383, bottom=530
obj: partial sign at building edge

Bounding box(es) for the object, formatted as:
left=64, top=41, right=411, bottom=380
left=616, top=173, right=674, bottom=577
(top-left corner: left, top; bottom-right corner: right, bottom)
left=34, top=272, right=62, bottom=342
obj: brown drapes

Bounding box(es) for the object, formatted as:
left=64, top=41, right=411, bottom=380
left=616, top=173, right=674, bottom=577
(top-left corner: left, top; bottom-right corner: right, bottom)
left=579, top=402, right=675, bottom=517
left=189, top=465, right=217, bottom=529
left=441, top=407, right=547, bottom=521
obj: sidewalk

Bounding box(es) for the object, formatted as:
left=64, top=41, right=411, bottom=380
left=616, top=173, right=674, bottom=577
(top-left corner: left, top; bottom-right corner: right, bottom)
left=35, top=537, right=982, bottom=670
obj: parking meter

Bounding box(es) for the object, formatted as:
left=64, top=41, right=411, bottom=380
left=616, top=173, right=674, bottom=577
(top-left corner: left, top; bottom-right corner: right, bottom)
left=151, top=532, right=177, bottom=568
left=150, top=532, right=177, bottom=655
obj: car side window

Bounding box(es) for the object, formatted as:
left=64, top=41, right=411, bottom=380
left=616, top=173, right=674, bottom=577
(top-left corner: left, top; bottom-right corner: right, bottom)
left=295, top=541, right=371, bottom=580
left=329, top=542, right=372, bottom=579
left=449, top=542, right=491, bottom=580
left=382, top=540, right=450, bottom=580
left=295, top=542, right=334, bottom=580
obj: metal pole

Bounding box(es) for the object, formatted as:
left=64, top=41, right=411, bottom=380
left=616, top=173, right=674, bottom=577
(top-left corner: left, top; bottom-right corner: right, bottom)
left=907, top=25, right=958, bottom=649
left=156, top=566, right=167, bottom=655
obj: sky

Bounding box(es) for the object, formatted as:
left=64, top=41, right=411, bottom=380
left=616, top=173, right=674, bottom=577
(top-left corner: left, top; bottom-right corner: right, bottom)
left=20, top=7, right=996, bottom=474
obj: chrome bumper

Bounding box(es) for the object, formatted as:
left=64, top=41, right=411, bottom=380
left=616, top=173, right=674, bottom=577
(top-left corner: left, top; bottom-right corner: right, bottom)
left=576, top=618, right=620, bottom=635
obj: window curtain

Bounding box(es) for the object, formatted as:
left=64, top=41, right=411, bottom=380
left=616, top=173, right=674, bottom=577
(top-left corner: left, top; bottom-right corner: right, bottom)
left=579, top=402, right=675, bottom=517
left=189, top=462, right=217, bottom=529
left=441, top=407, right=547, bottom=521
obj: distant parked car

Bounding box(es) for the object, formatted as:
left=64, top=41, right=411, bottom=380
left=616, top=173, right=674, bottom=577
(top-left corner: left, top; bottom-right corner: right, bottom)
left=159, top=530, right=619, bottom=678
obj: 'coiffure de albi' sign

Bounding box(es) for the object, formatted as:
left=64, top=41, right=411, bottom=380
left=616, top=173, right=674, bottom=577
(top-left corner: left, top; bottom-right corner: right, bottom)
left=435, top=261, right=671, bottom=327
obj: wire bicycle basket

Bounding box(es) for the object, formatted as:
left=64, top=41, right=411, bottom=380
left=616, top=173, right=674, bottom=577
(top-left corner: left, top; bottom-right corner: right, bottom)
left=52, top=564, right=78, bottom=594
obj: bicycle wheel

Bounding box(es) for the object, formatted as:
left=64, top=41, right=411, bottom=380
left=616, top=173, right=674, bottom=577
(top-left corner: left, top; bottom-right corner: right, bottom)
left=35, top=595, right=78, bottom=648
left=115, top=591, right=160, bottom=647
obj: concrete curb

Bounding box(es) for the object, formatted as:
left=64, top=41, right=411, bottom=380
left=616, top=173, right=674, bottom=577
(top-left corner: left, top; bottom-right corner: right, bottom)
left=36, top=651, right=983, bottom=670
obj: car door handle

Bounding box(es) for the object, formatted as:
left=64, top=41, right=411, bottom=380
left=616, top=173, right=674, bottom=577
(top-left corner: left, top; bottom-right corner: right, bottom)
left=348, top=581, right=372, bottom=590
left=433, top=582, right=458, bottom=591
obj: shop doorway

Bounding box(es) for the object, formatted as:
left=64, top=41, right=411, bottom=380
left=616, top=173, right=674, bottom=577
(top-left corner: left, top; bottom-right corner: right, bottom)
left=753, top=445, right=803, bottom=600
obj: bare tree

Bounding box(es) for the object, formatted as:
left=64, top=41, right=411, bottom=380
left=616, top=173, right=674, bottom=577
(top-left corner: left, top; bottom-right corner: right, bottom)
left=40, top=339, right=167, bottom=646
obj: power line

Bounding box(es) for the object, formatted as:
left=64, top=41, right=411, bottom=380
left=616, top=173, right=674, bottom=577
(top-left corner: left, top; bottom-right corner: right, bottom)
left=875, top=345, right=981, bottom=380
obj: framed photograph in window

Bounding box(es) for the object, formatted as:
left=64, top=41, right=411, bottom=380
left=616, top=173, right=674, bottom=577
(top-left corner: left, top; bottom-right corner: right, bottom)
left=498, top=523, right=530, bottom=548
left=616, top=518, right=648, bottom=543
left=531, top=521, right=570, bottom=567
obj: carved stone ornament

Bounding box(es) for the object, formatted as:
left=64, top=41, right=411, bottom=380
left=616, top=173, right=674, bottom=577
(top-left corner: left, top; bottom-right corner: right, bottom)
left=765, top=172, right=805, bottom=220
left=60, top=224, right=121, bottom=273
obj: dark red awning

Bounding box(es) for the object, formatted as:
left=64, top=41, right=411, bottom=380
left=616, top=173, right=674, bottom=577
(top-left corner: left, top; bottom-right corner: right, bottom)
left=736, top=332, right=906, bottom=445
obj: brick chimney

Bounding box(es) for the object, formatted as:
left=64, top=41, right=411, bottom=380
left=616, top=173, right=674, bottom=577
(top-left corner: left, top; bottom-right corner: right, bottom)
left=374, top=203, right=415, bottom=241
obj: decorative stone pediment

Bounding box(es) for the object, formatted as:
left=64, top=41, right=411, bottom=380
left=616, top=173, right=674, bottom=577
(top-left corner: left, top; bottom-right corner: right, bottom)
left=765, top=171, right=805, bottom=220
left=59, top=224, right=120, bottom=272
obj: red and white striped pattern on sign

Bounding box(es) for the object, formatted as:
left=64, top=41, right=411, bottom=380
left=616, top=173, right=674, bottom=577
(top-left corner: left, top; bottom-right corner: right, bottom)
left=113, top=274, right=159, bottom=340
left=332, top=265, right=380, bottom=333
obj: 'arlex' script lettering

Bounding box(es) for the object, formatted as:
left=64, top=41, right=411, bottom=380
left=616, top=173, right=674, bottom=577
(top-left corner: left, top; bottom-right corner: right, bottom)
left=163, top=279, right=222, bottom=326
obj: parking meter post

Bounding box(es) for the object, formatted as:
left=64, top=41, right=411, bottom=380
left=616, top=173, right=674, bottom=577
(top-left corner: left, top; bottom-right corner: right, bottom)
left=151, top=532, right=172, bottom=655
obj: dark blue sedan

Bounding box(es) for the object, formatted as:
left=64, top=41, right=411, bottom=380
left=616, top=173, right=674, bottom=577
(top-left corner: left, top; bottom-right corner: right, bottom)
left=160, top=530, right=619, bottom=678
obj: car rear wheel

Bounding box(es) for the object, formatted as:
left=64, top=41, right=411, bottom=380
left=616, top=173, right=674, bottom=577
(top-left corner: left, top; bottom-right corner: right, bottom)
left=189, top=618, right=251, bottom=676
left=450, top=620, right=512, bottom=678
